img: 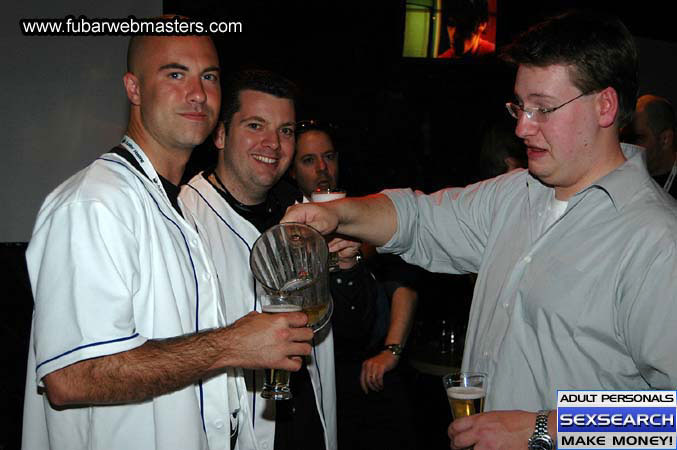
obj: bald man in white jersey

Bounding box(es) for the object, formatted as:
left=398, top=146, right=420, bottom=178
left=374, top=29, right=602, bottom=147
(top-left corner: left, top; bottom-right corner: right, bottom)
left=22, top=31, right=312, bottom=450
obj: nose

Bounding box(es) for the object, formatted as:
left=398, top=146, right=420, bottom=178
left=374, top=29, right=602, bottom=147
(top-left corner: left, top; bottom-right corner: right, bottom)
left=315, top=158, right=327, bottom=172
left=515, top=112, right=538, bottom=139
left=187, top=76, right=207, bottom=105
left=261, top=129, right=281, bottom=151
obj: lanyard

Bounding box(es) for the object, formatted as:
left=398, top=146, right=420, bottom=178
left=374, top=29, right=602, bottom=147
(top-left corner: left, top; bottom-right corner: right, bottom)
left=664, top=160, right=677, bottom=193
left=119, top=135, right=169, bottom=201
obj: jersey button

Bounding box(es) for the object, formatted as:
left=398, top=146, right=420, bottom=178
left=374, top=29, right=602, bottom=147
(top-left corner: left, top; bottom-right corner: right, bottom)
left=214, top=420, right=224, bottom=429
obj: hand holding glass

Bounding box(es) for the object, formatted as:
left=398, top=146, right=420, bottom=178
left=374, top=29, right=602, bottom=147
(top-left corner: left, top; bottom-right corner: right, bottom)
left=310, top=188, right=346, bottom=272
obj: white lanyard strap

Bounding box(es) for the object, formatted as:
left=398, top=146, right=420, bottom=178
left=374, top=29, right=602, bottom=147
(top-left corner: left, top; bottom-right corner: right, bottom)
left=119, top=135, right=168, bottom=199
left=664, top=160, right=677, bottom=193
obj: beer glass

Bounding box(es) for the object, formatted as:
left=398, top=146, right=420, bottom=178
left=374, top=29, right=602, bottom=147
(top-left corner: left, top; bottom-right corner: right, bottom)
left=310, top=188, right=346, bottom=272
left=250, top=222, right=334, bottom=400
left=443, top=372, right=487, bottom=420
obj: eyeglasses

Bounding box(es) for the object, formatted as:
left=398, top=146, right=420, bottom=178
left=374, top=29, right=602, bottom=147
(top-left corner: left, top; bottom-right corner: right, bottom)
left=295, top=119, right=338, bottom=135
left=505, top=92, right=591, bottom=123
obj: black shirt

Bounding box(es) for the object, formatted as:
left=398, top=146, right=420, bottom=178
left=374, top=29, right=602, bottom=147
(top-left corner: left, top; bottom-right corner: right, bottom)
left=652, top=172, right=677, bottom=199
left=110, top=147, right=183, bottom=217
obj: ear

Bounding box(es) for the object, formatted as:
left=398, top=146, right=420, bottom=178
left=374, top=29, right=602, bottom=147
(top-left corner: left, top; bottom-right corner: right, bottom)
left=659, top=128, right=674, bottom=151
left=213, top=122, right=226, bottom=150
left=597, top=87, right=619, bottom=128
left=123, top=72, right=141, bottom=106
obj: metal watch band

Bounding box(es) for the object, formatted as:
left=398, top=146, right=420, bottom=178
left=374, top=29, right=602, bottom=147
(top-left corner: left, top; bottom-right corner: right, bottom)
left=384, top=344, right=403, bottom=356
left=528, top=410, right=554, bottom=450
left=535, top=410, right=549, bottom=435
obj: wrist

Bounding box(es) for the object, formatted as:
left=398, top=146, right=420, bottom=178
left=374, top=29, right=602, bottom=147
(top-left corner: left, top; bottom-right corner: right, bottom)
left=528, top=410, right=555, bottom=450
left=383, top=343, right=404, bottom=357
left=338, top=251, right=363, bottom=270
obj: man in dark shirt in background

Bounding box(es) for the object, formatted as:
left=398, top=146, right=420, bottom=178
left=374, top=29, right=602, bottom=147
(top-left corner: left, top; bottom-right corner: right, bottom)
left=625, top=94, right=677, bottom=197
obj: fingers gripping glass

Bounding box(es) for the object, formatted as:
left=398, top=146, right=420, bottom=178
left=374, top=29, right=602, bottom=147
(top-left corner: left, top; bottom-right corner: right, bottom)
left=505, top=92, right=590, bottom=123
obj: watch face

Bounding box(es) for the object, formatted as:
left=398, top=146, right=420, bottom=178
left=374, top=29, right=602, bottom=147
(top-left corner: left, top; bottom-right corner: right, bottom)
left=528, top=436, right=554, bottom=450
left=386, top=344, right=403, bottom=355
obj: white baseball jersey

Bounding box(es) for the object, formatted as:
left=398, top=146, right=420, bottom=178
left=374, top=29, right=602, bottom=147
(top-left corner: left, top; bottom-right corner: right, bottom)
left=180, top=173, right=337, bottom=450
left=23, top=137, right=233, bottom=449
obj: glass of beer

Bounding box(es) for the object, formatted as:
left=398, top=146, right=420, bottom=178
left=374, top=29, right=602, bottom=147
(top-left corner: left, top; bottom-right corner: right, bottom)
left=310, top=188, right=346, bottom=272
left=260, top=303, right=302, bottom=400
left=443, top=372, right=487, bottom=420
left=250, top=222, right=334, bottom=400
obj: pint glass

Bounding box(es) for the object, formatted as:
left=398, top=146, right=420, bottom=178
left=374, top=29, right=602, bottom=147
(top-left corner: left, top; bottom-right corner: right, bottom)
left=442, top=372, right=487, bottom=420
left=310, top=188, right=346, bottom=272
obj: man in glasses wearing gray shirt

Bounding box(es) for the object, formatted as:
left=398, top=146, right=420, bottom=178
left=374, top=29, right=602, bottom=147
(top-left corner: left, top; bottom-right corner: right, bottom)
left=282, top=9, right=677, bottom=450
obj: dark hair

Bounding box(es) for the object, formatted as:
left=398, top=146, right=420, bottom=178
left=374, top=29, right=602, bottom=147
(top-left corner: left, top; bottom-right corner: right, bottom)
left=500, top=10, right=638, bottom=128
left=479, top=118, right=527, bottom=179
left=126, top=35, right=141, bottom=73
left=642, top=96, right=675, bottom=136
left=443, top=0, right=489, bottom=31
left=295, top=120, right=339, bottom=144
left=220, top=69, right=298, bottom=128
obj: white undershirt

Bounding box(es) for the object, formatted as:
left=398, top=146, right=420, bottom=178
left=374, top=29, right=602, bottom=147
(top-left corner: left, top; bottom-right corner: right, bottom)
left=536, top=192, right=568, bottom=237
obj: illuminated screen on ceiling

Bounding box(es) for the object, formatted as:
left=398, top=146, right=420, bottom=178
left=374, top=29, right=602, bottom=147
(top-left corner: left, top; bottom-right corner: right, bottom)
left=402, top=0, right=497, bottom=60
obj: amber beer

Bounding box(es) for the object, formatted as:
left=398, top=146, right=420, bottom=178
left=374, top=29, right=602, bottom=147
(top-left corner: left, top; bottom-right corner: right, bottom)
left=447, top=386, right=486, bottom=419
left=261, top=304, right=302, bottom=400
left=442, top=372, right=487, bottom=420
left=303, top=303, right=329, bottom=329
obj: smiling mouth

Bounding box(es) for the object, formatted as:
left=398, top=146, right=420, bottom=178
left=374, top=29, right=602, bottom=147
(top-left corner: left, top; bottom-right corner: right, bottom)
left=252, top=155, right=278, bottom=165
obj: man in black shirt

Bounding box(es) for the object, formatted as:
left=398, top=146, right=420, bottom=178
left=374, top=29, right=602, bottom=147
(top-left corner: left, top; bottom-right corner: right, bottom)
left=290, top=120, right=418, bottom=450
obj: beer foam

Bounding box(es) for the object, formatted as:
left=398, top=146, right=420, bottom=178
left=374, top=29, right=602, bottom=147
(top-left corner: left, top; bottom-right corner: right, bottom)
left=311, top=192, right=346, bottom=202
left=262, top=304, right=302, bottom=313
left=447, top=386, right=486, bottom=400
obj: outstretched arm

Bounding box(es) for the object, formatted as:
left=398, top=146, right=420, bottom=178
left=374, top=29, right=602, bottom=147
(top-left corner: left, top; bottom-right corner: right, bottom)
left=44, top=311, right=313, bottom=407
left=282, top=193, right=398, bottom=247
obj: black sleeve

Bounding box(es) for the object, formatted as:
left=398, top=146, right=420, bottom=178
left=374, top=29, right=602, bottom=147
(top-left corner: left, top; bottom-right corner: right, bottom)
left=330, top=260, right=380, bottom=361
left=367, top=253, right=422, bottom=295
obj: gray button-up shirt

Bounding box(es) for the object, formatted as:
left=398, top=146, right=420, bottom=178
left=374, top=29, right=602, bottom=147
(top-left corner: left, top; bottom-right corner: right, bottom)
left=381, top=144, right=677, bottom=411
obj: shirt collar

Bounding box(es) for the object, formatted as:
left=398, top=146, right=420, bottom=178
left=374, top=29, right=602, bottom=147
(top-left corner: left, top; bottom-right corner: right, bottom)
left=586, top=143, right=650, bottom=211
left=526, top=143, right=651, bottom=211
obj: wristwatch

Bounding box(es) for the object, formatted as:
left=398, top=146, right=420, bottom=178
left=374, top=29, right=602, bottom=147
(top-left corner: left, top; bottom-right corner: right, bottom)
left=528, top=410, right=554, bottom=450
left=384, top=344, right=404, bottom=356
